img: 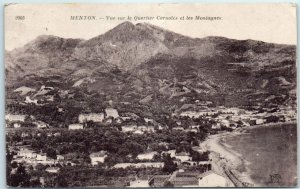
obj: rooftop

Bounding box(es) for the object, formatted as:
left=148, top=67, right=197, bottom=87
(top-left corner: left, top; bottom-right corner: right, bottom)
left=90, top=151, right=107, bottom=157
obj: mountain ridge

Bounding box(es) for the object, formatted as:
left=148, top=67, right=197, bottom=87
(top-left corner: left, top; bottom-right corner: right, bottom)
left=5, top=21, right=296, bottom=108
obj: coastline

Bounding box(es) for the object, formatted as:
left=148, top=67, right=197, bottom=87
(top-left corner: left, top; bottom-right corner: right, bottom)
left=201, top=131, right=257, bottom=187
left=236, top=121, right=297, bottom=132
left=201, top=121, right=297, bottom=187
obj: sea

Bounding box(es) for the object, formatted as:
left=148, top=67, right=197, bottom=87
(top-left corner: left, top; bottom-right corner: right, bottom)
left=222, top=123, right=297, bottom=187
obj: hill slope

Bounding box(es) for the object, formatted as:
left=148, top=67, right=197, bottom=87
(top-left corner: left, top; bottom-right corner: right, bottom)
left=5, top=22, right=296, bottom=109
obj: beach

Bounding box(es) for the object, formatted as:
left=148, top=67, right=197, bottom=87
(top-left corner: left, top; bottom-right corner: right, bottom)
left=201, top=122, right=297, bottom=187
left=200, top=131, right=256, bottom=187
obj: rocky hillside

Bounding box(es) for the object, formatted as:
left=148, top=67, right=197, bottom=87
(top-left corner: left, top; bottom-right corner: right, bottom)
left=5, top=22, right=296, bottom=109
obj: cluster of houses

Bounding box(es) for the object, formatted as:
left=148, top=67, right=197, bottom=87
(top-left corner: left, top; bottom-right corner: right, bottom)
left=178, top=105, right=297, bottom=130
left=11, top=147, right=61, bottom=173
left=128, top=169, right=229, bottom=187
left=21, top=86, right=55, bottom=105
left=112, top=150, right=210, bottom=170
left=10, top=146, right=211, bottom=175
left=68, top=108, right=120, bottom=130
left=6, top=103, right=296, bottom=132
left=10, top=147, right=109, bottom=174
left=5, top=114, right=50, bottom=129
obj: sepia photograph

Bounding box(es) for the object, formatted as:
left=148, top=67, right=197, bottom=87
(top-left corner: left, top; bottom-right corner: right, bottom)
left=4, top=3, right=297, bottom=187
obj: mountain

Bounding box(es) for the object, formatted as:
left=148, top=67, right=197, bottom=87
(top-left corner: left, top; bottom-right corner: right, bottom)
left=5, top=22, right=296, bottom=110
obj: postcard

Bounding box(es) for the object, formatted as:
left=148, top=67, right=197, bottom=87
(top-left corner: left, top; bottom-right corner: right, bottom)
left=4, top=3, right=297, bottom=187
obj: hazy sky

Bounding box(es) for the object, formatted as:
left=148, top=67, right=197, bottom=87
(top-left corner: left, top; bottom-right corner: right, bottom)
left=5, top=3, right=297, bottom=50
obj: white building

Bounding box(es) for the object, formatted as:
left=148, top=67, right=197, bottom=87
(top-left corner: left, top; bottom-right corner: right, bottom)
left=164, top=150, right=176, bottom=158
left=34, top=121, right=48, bottom=129
left=121, top=125, right=138, bottom=132
left=45, top=167, right=60, bottom=174
left=172, top=126, right=184, bottom=131
left=57, top=155, right=64, bottom=161
left=198, top=171, right=227, bottom=187
left=36, top=153, right=47, bottom=161
left=105, top=108, right=119, bottom=118
left=137, top=151, right=157, bottom=160
left=175, top=152, right=191, bottom=162
left=18, top=149, right=37, bottom=159
left=13, top=123, right=21, bottom=128
left=256, top=118, right=266, bottom=125
left=212, top=123, right=221, bottom=129
left=78, top=113, right=105, bottom=123
left=128, top=179, right=150, bottom=187
left=133, top=130, right=144, bottom=135
left=144, top=118, right=154, bottom=124
left=5, top=114, right=26, bottom=122
left=114, top=162, right=164, bottom=169
left=68, top=123, right=83, bottom=130
left=25, top=96, right=38, bottom=104
left=90, top=151, right=108, bottom=165
left=180, top=111, right=216, bottom=118
left=138, top=126, right=155, bottom=132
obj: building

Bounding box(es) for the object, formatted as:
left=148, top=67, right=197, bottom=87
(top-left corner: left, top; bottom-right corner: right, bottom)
left=144, top=118, right=154, bottom=124
left=186, top=128, right=198, bottom=133
left=172, top=126, right=184, bottom=131
left=34, top=121, right=48, bottom=129
left=138, top=126, right=155, bottom=132
left=180, top=111, right=216, bottom=118
left=5, top=114, right=26, bottom=122
left=56, top=155, right=64, bottom=161
left=175, top=152, right=191, bottom=162
left=21, top=132, right=29, bottom=138
left=163, top=150, right=176, bottom=158
left=137, top=151, right=157, bottom=160
left=13, top=123, right=21, bottom=128
left=36, top=153, right=47, bottom=161
left=149, top=175, right=171, bottom=187
left=135, top=162, right=164, bottom=168
left=211, top=123, right=221, bottom=130
left=90, top=151, right=108, bottom=165
left=128, top=179, right=149, bottom=187
left=113, top=162, right=164, bottom=169
left=133, top=130, right=144, bottom=135
left=25, top=96, right=38, bottom=104
left=78, top=113, right=105, bottom=123
left=198, top=171, right=227, bottom=187
left=18, top=148, right=37, bottom=159
left=113, top=163, right=133, bottom=169
left=169, top=172, right=199, bottom=187
left=45, top=167, right=60, bottom=174
left=255, top=118, right=266, bottom=125
left=68, top=123, right=83, bottom=130
left=105, top=108, right=119, bottom=118
left=121, top=125, right=138, bottom=132
left=53, top=132, right=61, bottom=137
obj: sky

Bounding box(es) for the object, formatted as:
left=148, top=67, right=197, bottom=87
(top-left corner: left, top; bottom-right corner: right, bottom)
left=5, top=3, right=297, bottom=50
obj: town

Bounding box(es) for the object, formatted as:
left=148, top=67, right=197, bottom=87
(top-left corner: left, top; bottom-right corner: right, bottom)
left=6, top=85, right=296, bottom=187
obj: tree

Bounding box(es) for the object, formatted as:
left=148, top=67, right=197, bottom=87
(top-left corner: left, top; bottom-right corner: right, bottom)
left=30, top=179, right=41, bottom=187
left=55, top=176, right=68, bottom=187
left=46, top=147, right=57, bottom=159
left=35, top=163, right=46, bottom=171
left=191, top=151, right=202, bottom=162
left=162, top=154, right=177, bottom=173
left=8, top=164, right=31, bottom=187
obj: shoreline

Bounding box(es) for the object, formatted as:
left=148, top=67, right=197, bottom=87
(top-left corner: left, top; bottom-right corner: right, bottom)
left=201, top=121, right=297, bottom=187
left=201, top=131, right=257, bottom=187
left=236, top=121, right=297, bottom=132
